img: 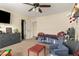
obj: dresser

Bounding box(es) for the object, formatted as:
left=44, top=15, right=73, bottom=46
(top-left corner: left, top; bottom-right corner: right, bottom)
left=0, top=33, right=21, bottom=48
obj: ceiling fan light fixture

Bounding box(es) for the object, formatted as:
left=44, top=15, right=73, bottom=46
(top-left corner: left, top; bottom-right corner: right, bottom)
left=36, top=7, right=39, bottom=12
left=32, top=8, right=35, bottom=11
left=25, top=3, right=51, bottom=13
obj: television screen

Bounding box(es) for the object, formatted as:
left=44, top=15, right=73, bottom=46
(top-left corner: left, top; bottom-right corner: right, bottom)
left=0, top=10, right=10, bottom=24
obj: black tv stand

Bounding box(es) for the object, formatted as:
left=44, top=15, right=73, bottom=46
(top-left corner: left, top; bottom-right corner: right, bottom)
left=0, top=33, right=21, bottom=48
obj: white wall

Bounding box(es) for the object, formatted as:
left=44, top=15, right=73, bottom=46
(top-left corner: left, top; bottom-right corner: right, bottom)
left=34, top=10, right=76, bottom=36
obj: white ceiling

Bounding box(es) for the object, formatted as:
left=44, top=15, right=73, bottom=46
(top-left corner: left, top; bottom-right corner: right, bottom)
left=0, top=3, right=73, bottom=17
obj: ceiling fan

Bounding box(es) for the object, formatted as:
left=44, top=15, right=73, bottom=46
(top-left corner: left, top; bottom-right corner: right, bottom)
left=24, top=3, right=51, bottom=13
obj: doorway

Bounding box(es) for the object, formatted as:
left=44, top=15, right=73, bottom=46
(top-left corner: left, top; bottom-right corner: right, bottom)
left=21, top=19, right=26, bottom=40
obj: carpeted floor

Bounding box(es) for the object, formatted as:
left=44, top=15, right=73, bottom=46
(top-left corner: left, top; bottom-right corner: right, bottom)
left=1, top=38, right=49, bottom=56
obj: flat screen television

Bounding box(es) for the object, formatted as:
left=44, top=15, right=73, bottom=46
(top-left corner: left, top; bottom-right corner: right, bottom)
left=0, top=10, right=10, bottom=24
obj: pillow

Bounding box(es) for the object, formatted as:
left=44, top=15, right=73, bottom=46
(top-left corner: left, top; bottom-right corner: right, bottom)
left=51, top=40, right=59, bottom=49
left=45, top=37, right=57, bottom=44
left=49, top=43, right=59, bottom=49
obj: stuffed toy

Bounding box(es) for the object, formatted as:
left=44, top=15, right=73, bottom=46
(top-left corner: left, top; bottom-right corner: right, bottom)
left=1, top=49, right=12, bottom=56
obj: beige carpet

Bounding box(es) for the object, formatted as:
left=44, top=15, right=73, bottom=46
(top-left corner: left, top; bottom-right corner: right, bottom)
left=1, top=38, right=49, bottom=56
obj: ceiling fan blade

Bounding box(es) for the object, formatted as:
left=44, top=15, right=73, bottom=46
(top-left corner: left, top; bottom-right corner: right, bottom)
left=28, top=8, right=33, bottom=11
left=39, top=5, right=51, bottom=7
left=39, top=8, right=42, bottom=13
left=24, top=3, right=33, bottom=6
